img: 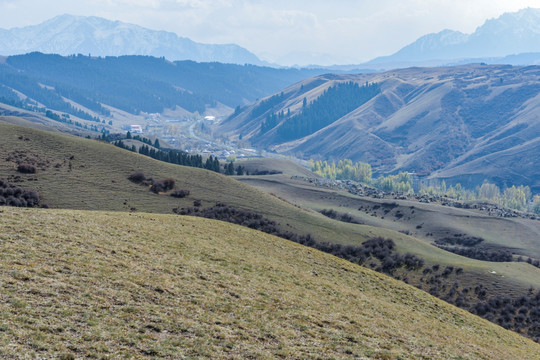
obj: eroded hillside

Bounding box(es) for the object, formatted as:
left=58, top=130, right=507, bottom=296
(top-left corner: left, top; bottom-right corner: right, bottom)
left=219, top=64, right=540, bottom=191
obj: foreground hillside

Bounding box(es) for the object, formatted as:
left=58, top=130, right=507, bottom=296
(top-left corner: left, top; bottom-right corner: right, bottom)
left=219, top=64, right=540, bottom=191
left=0, top=121, right=370, bottom=244
left=0, top=207, right=538, bottom=359
left=4, top=120, right=540, bottom=342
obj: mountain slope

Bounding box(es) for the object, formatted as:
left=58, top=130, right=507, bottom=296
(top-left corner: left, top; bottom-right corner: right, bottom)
left=4, top=119, right=540, bottom=344
left=219, top=64, right=540, bottom=191
left=368, top=8, right=540, bottom=67
left=0, top=14, right=264, bottom=65
left=1, top=207, right=539, bottom=358
left=0, top=120, right=381, bottom=245
left=0, top=52, right=327, bottom=126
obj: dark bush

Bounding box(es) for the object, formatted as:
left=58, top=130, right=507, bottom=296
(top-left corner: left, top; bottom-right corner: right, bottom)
left=150, top=181, right=165, bottom=194
left=148, top=178, right=175, bottom=194
left=17, top=163, right=36, bottom=174
left=435, top=244, right=513, bottom=262
left=435, top=236, right=484, bottom=247
left=319, top=209, right=359, bottom=224
left=13, top=187, right=23, bottom=197
left=162, top=178, right=176, bottom=191
left=320, top=209, right=338, bottom=219
left=250, top=170, right=282, bottom=175
left=128, top=171, right=147, bottom=183
left=23, top=190, right=40, bottom=207
left=442, top=266, right=454, bottom=277
left=6, top=196, right=21, bottom=207
left=171, top=189, right=190, bottom=198
left=0, top=179, right=41, bottom=208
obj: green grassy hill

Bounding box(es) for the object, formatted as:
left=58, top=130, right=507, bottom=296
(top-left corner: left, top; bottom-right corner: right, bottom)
left=1, top=207, right=539, bottom=359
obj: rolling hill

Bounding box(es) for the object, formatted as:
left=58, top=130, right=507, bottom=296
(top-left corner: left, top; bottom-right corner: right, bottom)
left=3, top=119, right=540, bottom=344
left=218, top=64, right=540, bottom=192
left=1, top=207, right=539, bottom=359
left=0, top=120, right=364, bottom=244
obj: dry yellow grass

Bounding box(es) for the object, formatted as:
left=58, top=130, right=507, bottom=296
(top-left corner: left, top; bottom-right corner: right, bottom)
left=0, top=120, right=370, bottom=244
left=0, top=207, right=538, bottom=359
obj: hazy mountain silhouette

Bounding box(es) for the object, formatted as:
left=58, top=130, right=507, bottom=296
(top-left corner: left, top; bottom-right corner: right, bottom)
left=0, top=14, right=265, bottom=65
left=368, top=8, right=540, bottom=67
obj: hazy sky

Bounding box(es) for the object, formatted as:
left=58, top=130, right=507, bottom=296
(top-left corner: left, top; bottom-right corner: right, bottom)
left=1, top=0, right=539, bottom=65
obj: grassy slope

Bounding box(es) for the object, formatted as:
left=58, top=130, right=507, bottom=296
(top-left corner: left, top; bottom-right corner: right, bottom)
left=0, top=121, right=369, bottom=244
left=238, top=175, right=540, bottom=290
left=235, top=157, right=317, bottom=177
left=0, top=109, right=94, bottom=136
left=2, top=120, right=539, bottom=292
left=0, top=207, right=539, bottom=359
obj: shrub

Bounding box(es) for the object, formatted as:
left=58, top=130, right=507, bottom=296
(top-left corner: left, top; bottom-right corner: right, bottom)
left=435, top=245, right=513, bottom=262
left=23, top=190, right=40, bottom=207
left=162, top=178, right=175, bottom=191
left=6, top=196, right=21, bottom=207
left=0, top=180, right=40, bottom=208
left=150, top=181, right=165, bottom=194
left=17, top=163, right=36, bottom=174
left=128, top=171, right=147, bottom=183
left=171, top=189, right=190, bottom=198
left=319, top=209, right=359, bottom=224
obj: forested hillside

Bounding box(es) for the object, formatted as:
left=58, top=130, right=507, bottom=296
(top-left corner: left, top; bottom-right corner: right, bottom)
left=218, top=65, right=540, bottom=192
left=254, top=82, right=380, bottom=143
left=0, top=52, right=328, bottom=118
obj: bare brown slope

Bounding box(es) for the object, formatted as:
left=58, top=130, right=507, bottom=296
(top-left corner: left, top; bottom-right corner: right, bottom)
left=219, top=64, right=540, bottom=191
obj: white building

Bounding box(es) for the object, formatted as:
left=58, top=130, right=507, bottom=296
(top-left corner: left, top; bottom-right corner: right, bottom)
left=130, top=125, right=143, bottom=134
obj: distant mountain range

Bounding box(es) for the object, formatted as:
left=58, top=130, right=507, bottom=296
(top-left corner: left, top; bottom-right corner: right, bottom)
left=367, top=8, right=540, bottom=68
left=0, top=14, right=265, bottom=65
left=3, top=9, right=540, bottom=68
left=219, top=64, right=540, bottom=191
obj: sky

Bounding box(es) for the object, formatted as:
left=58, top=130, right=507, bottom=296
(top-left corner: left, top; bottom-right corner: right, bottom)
left=1, top=0, right=540, bottom=65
